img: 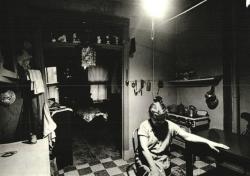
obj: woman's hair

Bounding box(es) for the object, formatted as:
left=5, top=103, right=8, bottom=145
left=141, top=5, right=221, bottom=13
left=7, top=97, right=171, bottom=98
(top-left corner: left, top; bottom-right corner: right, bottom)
left=149, top=96, right=167, bottom=117
left=148, top=102, right=167, bottom=119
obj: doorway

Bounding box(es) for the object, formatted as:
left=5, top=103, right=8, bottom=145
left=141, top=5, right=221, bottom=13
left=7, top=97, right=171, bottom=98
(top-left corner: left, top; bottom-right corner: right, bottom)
left=42, top=11, right=129, bottom=165
left=71, top=48, right=124, bottom=164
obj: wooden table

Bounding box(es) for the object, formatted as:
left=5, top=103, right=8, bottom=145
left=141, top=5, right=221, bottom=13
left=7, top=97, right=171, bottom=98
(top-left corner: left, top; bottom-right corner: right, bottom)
left=186, top=129, right=250, bottom=176
left=0, top=138, right=51, bottom=176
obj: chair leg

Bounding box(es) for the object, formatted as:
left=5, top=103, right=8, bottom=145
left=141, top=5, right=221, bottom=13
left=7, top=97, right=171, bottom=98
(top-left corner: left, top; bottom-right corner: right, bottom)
left=126, top=163, right=136, bottom=176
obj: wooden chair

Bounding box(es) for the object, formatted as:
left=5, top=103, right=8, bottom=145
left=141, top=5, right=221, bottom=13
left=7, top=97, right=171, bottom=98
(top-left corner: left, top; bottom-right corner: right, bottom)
left=126, top=128, right=149, bottom=176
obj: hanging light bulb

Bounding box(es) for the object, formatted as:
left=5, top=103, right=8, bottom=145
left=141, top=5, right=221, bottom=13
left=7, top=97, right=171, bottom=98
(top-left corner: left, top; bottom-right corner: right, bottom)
left=247, top=0, right=250, bottom=7
left=81, top=46, right=96, bottom=70
left=142, top=0, right=167, bottom=18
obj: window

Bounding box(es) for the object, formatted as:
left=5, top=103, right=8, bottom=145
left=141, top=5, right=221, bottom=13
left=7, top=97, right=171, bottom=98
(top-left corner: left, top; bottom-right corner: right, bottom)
left=88, top=66, right=108, bottom=102
left=45, top=66, right=59, bottom=103
left=90, top=84, right=107, bottom=102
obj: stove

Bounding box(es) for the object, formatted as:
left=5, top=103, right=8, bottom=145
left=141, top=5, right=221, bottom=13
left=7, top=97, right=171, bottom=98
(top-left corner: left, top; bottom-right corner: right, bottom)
left=167, top=113, right=210, bottom=148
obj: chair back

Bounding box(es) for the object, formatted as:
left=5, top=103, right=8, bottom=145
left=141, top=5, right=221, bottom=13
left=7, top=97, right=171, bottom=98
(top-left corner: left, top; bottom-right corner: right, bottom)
left=132, top=128, right=139, bottom=154
left=126, top=128, right=139, bottom=176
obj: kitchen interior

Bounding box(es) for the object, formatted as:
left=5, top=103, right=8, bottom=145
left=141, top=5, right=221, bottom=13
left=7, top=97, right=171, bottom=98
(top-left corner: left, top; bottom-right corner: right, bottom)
left=0, top=0, right=250, bottom=176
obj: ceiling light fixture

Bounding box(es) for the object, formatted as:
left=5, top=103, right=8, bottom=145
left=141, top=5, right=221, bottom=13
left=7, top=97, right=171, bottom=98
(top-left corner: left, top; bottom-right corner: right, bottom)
left=142, top=0, right=167, bottom=18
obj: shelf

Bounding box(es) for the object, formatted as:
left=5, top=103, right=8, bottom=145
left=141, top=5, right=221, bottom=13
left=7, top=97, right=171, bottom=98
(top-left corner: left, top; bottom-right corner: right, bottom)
left=0, top=75, right=17, bottom=84
left=94, top=43, right=123, bottom=51
left=0, top=68, right=19, bottom=84
left=0, top=68, right=18, bottom=79
left=44, top=42, right=123, bottom=51
left=43, top=42, right=80, bottom=49
left=168, top=76, right=222, bottom=87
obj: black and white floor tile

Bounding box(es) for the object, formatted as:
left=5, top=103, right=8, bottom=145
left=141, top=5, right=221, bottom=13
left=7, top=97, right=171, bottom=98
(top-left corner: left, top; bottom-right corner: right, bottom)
left=55, top=151, right=216, bottom=176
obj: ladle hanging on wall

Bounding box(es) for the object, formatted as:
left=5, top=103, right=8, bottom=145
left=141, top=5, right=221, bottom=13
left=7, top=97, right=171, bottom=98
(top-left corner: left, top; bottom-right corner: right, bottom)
left=205, top=85, right=218, bottom=109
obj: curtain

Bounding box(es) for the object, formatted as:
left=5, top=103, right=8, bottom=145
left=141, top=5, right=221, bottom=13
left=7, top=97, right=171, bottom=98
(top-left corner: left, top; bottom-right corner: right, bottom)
left=90, top=84, right=107, bottom=102
left=88, top=66, right=108, bottom=101
left=88, top=66, right=108, bottom=82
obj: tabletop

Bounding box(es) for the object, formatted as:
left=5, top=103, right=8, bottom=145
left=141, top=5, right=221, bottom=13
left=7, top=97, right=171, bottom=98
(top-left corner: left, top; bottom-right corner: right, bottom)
left=0, top=138, right=51, bottom=176
left=194, top=128, right=250, bottom=163
left=186, top=129, right=250, bottom=176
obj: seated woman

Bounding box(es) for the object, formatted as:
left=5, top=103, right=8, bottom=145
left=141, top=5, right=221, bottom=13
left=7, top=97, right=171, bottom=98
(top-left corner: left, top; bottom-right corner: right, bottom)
left=137, top=96, right=229, bottom=176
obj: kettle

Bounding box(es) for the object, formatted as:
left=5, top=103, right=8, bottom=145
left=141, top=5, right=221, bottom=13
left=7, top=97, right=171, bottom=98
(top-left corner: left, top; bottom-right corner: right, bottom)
left=189, top=105, right=197, bottom=118
left=205, top=86, right=218, bottom=109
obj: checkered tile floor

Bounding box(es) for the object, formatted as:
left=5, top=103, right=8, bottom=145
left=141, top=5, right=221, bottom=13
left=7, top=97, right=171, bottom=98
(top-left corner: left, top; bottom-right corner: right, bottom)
left=54, top=151, right=216, bottom=176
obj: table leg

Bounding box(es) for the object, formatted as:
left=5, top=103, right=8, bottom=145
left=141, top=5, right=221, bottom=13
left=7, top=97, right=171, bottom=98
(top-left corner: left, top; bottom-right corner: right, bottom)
left=186, top=142, right=193, bottom=176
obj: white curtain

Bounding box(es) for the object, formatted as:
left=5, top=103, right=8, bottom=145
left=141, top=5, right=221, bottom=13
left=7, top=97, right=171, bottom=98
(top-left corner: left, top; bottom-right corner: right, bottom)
left=88, top=66, right=108, bottom=101
left=88, top=66, right=108, bottom=82
left=89, top=84, right=107, bottom=102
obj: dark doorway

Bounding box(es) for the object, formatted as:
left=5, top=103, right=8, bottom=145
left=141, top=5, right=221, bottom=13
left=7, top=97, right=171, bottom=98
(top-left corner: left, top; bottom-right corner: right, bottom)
left=42, top=12, right=125, bottom=164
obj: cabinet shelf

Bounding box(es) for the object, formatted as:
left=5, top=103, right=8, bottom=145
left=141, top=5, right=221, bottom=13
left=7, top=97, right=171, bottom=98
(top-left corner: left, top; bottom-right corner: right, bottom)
left=168, top=76, right=222, bottom=87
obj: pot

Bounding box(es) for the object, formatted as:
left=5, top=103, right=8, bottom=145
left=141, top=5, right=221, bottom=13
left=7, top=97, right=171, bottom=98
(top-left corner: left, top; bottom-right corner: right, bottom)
left=205, top=86, right=218, bottom=109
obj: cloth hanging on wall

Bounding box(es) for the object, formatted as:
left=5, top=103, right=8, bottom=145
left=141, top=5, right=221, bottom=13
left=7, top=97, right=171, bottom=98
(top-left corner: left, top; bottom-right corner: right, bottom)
left=28, top=70, right=45, bottom=94
left=16, top=67, right=56, bottom=142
